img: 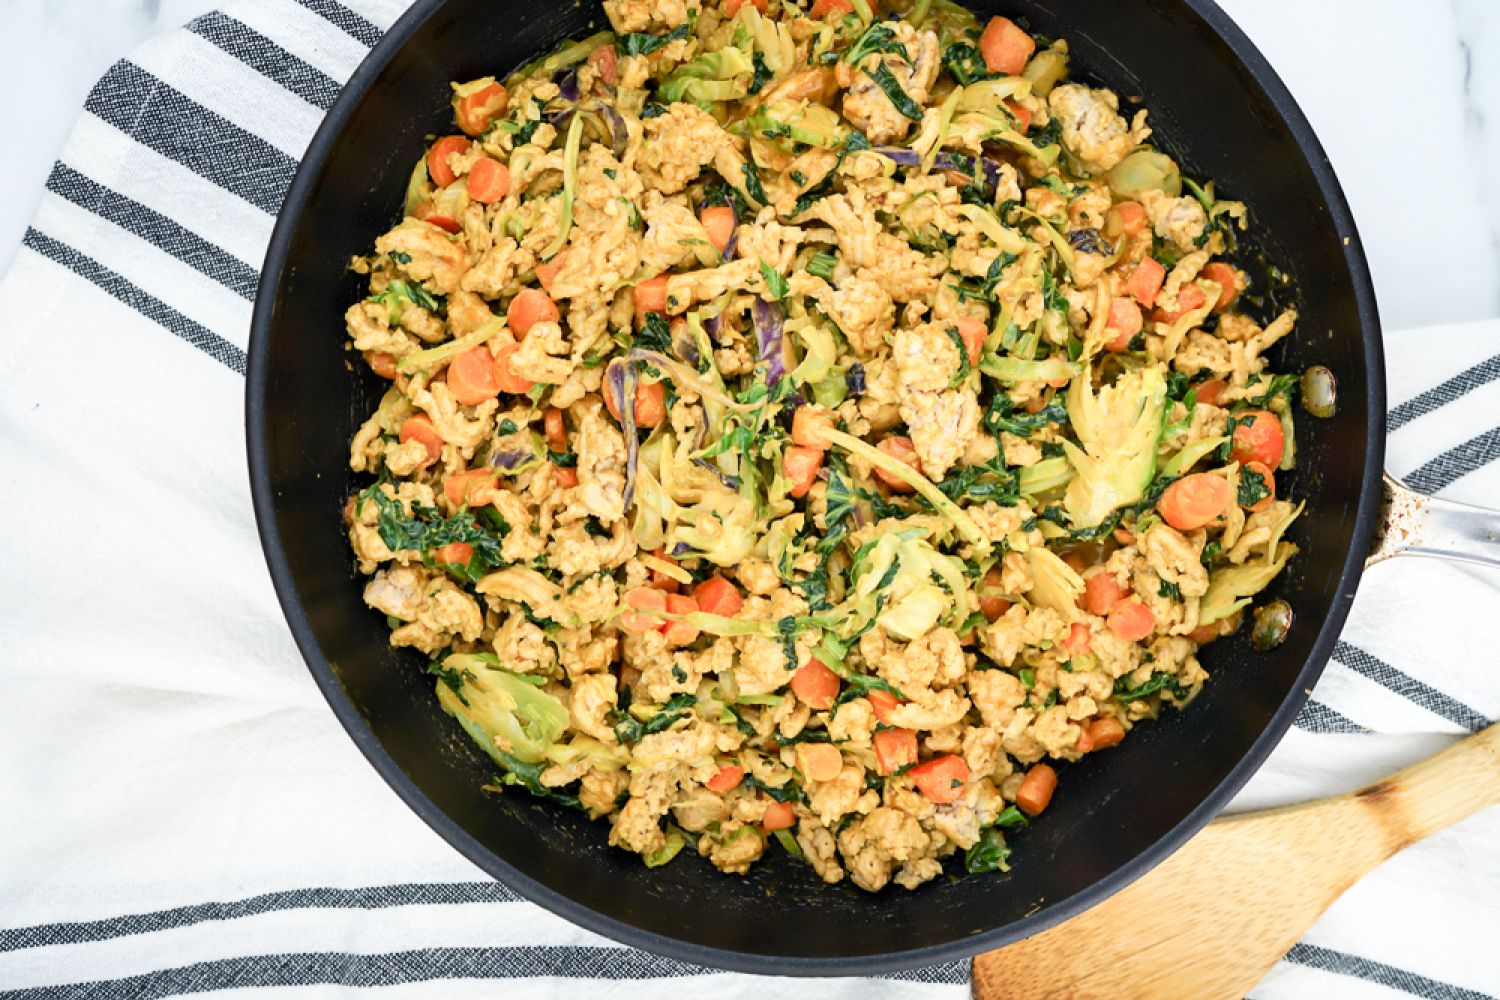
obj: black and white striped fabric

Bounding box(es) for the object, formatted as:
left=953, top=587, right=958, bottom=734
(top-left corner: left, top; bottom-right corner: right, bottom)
left=0, top=1, right=1496, bottom=996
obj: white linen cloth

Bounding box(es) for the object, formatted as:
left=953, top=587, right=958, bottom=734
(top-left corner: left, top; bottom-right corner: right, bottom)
left=0, top=1, right=1497, bottom=996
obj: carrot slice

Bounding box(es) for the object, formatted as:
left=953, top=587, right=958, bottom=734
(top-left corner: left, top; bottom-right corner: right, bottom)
left=790, top=657, right=840, bottom=710
left=707, top=764, right=744, bottom=793
left=1231, top=410, right=1284, bottom=468
left=873, top=436, right=921, bottom=493
left=1015, top=763, right=1057, bottom=816
left=867, top=689, right=902, bottom=723
left=365, top=351, right=398, bottom=379
left=1201, top=262, right=1241, bottom=312
left=587, top=44, right=618, bottom=86
left=910, top=754, right=970, bottom=804
left=493, top=343, right=534, bottom=394
left=1082, top=572, right=1130, bottom=616
left=444, top=469, right=497, bottom=507
left=661, top=593, right=700, bottom=647
left=693, top=575, right=744, bottom=618
left=507, top=288, right=560, bottom=339
left=535, top=255, right=565, bottom=292
left=1194, top=378, right=1228, bottom=406
left=434, top=542, right=473, bottom=566
left=455, top=82, right=508, bottom=137
left=1107, top=600, right=1156, bottom=642
left=1153, top=284, right=1207, bottom=324
left=1088, top=716, right=1126, bottom=750
left=620, top=587, right=667, bottom=633
left=544, top=407, right=567, bottom=452
left=700, top=205, right=737, bottom=256
left=954, top=317, right=987, bottom=366
left=467, top=157, right=510, bottom=204
left=632, top=274, right=670, bottom=320
left=791, top=405, right=835, bottom=450
left=1127, top=258, right=1166, bottom=308
left=1110, top=201, right=1148, bottom=237
left=762, top=800, right=796, bottom=831
left=426, top=135, right=469, bottom=188
left=978, top=567, right=1012, bottom=621
left=398, top=415, right=443, bottom=464
left=1158, top=473, right=1232, bottom=531
left=797, top=743, right=843, bottom=783
left=783, top=445, right=824, bottom=499
left=447, top=346, right=504, bottom=406
left=604, top=379, right=667, bottom=429
left=873, top=728, right=918, bottom=776
left=979, top=16, right=1036, bottom=75
left=1061, top=622, right=1092, bottom=656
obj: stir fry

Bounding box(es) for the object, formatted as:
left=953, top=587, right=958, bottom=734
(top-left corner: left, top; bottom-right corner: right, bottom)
left=343, top=0, right=1304, bottom=891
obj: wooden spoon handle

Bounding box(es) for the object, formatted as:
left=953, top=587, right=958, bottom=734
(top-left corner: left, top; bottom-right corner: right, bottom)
left=1354, top=722, right=1500, bottom=851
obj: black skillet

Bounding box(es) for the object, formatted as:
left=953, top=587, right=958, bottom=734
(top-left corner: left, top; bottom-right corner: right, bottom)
left=248, top=0, right=1397, bottom=976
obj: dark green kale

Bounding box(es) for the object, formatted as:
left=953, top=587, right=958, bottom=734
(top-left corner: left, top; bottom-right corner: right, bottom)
left=865, top=63, right=923, bottom=120
left=619, top=22, right=691, bottom=57
left=613, top=693, right=697, bottom=745
left=1238, top=465, right=1272, bottom=508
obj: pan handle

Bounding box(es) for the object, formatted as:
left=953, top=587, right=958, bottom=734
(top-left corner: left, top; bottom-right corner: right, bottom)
left=1367, top=473, right=1500, bottom=569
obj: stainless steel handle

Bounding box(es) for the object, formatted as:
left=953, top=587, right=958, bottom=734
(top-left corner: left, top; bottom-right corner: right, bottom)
left=1368, top=473, right=1500, bottom=569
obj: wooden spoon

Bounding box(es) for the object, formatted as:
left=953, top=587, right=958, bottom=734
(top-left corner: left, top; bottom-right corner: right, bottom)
left=972, top=723, right=1500, bottom=1000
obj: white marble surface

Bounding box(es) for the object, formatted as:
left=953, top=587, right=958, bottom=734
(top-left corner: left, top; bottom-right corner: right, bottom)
left=0, top=0, right=1497, bottom=331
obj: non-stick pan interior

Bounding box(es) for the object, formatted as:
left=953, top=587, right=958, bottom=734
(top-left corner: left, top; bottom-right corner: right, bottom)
left=250, top=0, right=1382, bottom=972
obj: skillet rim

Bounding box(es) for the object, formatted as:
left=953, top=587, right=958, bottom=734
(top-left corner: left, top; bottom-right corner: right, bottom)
left=245, top=0, right=1387, bottom=975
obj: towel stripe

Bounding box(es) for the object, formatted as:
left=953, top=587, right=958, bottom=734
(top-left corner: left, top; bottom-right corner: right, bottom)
left=294, top=0, right=382, bottom=47
left=1387, top=353, right=1500, bottom=432
left=22, top=228, right=246, bottom=374
left=0, top=947, right=970, bottom=999
left=44, top=163, right=260, bottom=300
left=1403, top=425, right=1500, bottom=496
left=0, top=882, right=520, bottom=954
left=1283, top=943, right=1498, bottom=1000
left=1292, top=699, right=1367, bottom=735
left=188, top=11, right=343, bottom=111
left=84, top=61, right=295, bottom=216
left=1333, top=641, right=1490, bottom=733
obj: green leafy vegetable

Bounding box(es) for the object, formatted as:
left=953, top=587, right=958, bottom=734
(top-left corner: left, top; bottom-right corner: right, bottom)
left=619, top=22, right=691, bottom=57
left=489, top=751, right=583, bottom=809
left=845, top=22, right=909, bottom=65
left=806, top=251, right=839, bottom=280
left=613, top=693, right=697, bottom=745
left=759, top=260, right=789, bottom=300
left=359, top=484, right=504, bottom=568
left=1238, top=465, right=1271, bottom=508
left=1113, top=672, right=1190, bottom=702
left=866, top=63, right=924, bottom=121
left=748, top=51, right=773, bottom=94
left=964, top=826, right=1012, bottom=873
left=942, top=42, right=994, bottom=86
left=944, top=324, right=972, bottom=389
left=636, top=311, right=674, bottom=354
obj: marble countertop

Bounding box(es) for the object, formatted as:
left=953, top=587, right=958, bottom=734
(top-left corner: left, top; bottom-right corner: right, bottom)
left=0, top=0, right=1496, bottom=335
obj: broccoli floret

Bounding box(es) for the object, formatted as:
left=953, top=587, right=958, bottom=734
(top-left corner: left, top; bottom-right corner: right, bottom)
left=1060, top=364, right=1169, bottom=528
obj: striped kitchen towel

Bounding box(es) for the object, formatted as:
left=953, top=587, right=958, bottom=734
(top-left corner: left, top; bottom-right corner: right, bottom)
left=0, top=1, right=1497, bottom=997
